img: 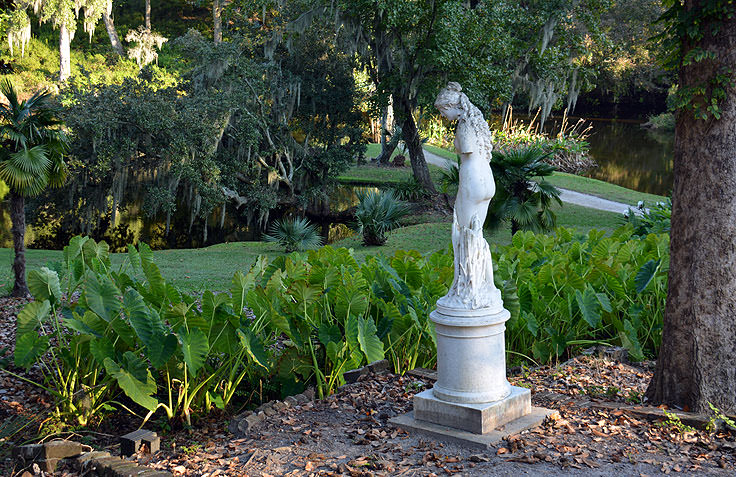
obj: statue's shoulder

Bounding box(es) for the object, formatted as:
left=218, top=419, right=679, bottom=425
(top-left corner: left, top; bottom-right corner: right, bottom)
left=455, top=119, right=476, bottom=154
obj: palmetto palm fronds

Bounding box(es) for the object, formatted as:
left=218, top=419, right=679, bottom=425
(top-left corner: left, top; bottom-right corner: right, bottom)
left=487, top=146, right=562, bottom=234
left=264, top=216, right=323, bottom=252
left=0, top=79, right=69, bottom=197
left=354, top=189, right=410, bottom=245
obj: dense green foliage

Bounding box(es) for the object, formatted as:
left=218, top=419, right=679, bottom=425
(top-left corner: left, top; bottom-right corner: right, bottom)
left=622, top=199, right=672, bottom=237
left=487, top=147, right=562, bottom=234
left=13, top=226, right=669, bottom=427
left=497, top=226, right=668, bottom=364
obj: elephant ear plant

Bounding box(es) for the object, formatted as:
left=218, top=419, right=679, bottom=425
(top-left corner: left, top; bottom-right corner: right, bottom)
left=11, top=236, right=271, bottom=428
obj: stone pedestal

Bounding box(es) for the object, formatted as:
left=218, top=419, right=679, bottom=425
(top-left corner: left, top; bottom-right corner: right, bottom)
left=402, top=303, right=540, bottom=441
left=430, top=304, right=511, bottom=404
left=414, top=386, right=531, bottom=434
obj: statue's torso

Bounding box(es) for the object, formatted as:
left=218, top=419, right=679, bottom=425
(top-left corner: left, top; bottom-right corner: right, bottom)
left=454, top=121, right=495, bottom=228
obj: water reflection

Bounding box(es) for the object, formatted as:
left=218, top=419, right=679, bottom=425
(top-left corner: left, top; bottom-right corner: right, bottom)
left=512, top=115, right=674, bottom=196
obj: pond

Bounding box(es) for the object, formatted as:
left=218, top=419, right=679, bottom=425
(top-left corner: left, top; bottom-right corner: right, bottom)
left=0, top=184, right=375, bottom=251
left=541, top=116, right=674, bottom=196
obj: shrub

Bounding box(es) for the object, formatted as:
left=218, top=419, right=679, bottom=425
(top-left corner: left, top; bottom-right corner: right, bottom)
left=622, top=199, right=672, bottom=237
left=643, top=112, right=675, bottom=131
left=263, top=216, right=323, bottom=252
left=354, top=190, right=410, bottom=245
left=487, top=146, right=562, bottom=235
left=13, top=236, right=270, bottom=428
left=391, top=177, right=429, bottom=202
left=494, top=226, right=669, bottom=364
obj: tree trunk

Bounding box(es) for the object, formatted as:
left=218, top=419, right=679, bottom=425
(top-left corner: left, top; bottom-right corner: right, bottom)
left=9, top=192, right=29, bottom=298
left=59, top=23, right=71, bottom=82
left=102, top=11, right=125, bottom=56
left=646, top=4, right=736, bottom=414
left=213, top=0, right=222, bottom=44
left=395, top=96, right=436, bottom=193
left=145, top=0, right=151, bottom=30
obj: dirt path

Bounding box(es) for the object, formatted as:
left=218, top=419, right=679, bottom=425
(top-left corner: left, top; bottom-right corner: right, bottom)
left=422, top=148, right=645, bottom=216
left=122, top=355, right=734, bottom=476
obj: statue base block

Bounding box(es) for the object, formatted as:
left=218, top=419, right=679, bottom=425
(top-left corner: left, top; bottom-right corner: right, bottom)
left=390, top=405, right=553, bottom=450
left=414, top=386, right=531, bottom=434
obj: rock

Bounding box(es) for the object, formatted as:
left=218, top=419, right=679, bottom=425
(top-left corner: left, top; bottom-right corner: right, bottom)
left=43, top=440, right=83, bottom=459
left=294, top=393, right=309, bottom=404
left=284, top=395, right=299, bottom=406
left=368, top=359, right=390, bottom=374
left=120, top=429, right=160, bottom=457
left=343, top=367, right=369, bottom=384
left=272, top=401, right=289, bottom=411
left=302, top=387, right=316, bottom=400
left=75, top=451, right=112, bottom=470
left=262, top=405, right=277, bottom=417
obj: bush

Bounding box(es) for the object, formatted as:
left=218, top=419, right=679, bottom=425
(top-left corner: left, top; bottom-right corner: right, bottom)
left=263, top=216, right=323, bottom=252
left=354, top=190, right=410, bottom=245
left=12, top=226, right=670, bottom=428
left=643, top=112, right=675, bottom=131
left=13, top=237, right=270, bottom=428
left=495, top=226, right=669, bottom=364
left=391, top=177, right=429, bottom=202
left=487, top=146, right=562, bottom=235
left=622, top=199, right=671, bottom=237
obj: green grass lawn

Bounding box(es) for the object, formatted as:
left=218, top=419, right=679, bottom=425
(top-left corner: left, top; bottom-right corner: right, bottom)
left=0, top=203, right=622, bottom=295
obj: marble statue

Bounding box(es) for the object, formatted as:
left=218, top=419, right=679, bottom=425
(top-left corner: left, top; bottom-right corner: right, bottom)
left=434, top=82, right=502, bottom=311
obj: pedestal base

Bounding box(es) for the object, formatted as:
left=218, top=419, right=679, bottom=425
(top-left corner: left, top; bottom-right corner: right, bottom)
left=390, top=406, right=553, bottom=450
left=414, top=386, right=531, bottom=434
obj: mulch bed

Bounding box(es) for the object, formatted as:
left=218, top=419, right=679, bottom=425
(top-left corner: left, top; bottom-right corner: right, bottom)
left=1, top=295, right=735, bottom=476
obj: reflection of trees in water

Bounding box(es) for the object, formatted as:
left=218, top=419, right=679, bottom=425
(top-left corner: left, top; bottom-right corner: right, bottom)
left=586, top=120, right=674, bottom=196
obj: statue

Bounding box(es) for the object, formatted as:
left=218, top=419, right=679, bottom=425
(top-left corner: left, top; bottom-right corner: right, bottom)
left=434, top=82, right=502, bottom=311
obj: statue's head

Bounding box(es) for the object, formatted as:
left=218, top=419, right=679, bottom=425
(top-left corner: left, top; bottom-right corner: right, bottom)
left=435, top=82, right=465, bottom=121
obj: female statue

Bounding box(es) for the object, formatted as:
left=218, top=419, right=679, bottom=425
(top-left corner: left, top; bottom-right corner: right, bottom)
left=434, top=82, right=502, bottom=311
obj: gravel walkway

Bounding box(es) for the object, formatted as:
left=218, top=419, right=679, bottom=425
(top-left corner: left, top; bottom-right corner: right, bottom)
left=422, top=149, right=645, bottom=215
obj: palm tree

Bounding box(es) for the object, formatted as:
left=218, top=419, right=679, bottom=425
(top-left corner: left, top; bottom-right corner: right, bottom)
left=264, top=216, right=323, bottom=253
left=354, top=190, right=410, bottom=245
left=0, top=80, right=69, bottom=297
left=486, top=146, right=562, bottom=235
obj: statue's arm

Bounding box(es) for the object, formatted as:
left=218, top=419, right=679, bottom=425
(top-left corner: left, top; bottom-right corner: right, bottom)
left=455, top=122, right=475, bottom=155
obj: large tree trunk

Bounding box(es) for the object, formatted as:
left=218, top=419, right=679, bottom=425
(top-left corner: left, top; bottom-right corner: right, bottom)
left=646, top=4, right=736, bottom=414
left=213, top=0, right=222, bottom=44
left=59, top=23, right=71, bottom=82
left=9, top=192, right=29, bottom=298
left=102, top=10, right=125, bottom=56
left=145, top=0, right=151, bottom=30
left=394, top=96, right=436, bottom=193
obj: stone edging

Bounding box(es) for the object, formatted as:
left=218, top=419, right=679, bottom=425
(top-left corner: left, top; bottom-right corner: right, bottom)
left=14, top=440, right=172, bottom=476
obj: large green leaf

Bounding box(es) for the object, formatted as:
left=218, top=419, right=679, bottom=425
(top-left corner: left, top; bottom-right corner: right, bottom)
left=14, top=333, right=49, bottom=369
left=575, top=286, right=601, bottom=328
left=318, top=322, right=341, bottom=347
left=357, top=317, right=384, bottom=364
left=123, top=289, right=155, bottom=345
left=177, top=327, right=209, bottom=376
left=147, top=332, right=178, bottom=369
left=16, top=300, right=50, bottom=336
left=104, top=355, right=158, bottom=411
left=89, top=337, right=116, bottom=366
left=635, top=259, right=660, bottom=293
left=85, top=274, right=122, bottom=322
left=27, top=267, right=61, bottom=304
left=230, top=270, right=254, bottom=312
left=237, top=328, right=269, bottom=369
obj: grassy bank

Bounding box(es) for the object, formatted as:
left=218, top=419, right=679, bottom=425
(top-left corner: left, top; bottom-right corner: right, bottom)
left=0, top=203, right=622, bottom=295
